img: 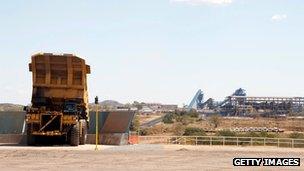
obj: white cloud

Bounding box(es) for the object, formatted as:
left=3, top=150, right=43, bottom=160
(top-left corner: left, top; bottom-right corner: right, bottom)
left=170, top=0, right=233, bottom=6
left=271, top=14, right=287, bottom=22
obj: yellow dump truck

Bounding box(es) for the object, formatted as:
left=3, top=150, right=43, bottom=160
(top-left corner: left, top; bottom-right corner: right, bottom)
left=24, top=53, right=90, bottom=146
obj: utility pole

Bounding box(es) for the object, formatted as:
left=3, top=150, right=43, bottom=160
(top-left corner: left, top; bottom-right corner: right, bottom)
left=95, top=96, right=99, bottom=151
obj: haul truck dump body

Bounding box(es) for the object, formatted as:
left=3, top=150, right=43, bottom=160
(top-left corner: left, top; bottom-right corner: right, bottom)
left=25, top=53, right=90, bottom=146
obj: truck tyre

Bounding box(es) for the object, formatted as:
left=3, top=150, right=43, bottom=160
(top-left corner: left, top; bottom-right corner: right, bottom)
left=26, top=125, right=35, bottom=146
left=70, top=122, right=80, bottom=146
left=79, top=120, right=87, bottom=145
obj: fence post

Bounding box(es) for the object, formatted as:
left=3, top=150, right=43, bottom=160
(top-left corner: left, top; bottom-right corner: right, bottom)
left=264, top=138, right=266, bottom=146
left=223, top=137, right=225, bottom=146
left=292, top=139, right=294, bottom=148
left=196, top=137, right=198, bottom=146
left=250, top=137, right=253, bottom=146
left=277, top=138, right=280, bottom=147
left=237, top=137, right=239, bottom=146
left=210, top=137, right=212, bottom=146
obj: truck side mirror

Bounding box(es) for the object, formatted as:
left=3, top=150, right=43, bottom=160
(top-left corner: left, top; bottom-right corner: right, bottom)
left=86, top=65, right=91, bottom=74
left=23, top=106, right=27, bottom=111
left=95, top=96, right=99, bottom=104
left=29, top=63, right=32, bottom=72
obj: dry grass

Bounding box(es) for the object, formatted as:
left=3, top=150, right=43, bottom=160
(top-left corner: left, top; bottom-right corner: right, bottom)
left=140, top=114, right=304, bottom=136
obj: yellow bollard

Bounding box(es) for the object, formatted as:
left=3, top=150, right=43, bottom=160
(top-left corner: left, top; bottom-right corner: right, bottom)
left=95, top=96, right=99, bottom=151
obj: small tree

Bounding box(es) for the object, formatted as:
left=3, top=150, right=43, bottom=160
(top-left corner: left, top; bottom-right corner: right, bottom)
left=133, top=101, right=143, bottom=110
left=209, top=114, right=221, bottom=128
left=163, top=113, right=174, bottom=124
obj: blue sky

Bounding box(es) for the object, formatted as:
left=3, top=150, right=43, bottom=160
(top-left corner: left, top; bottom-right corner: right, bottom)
left=0, top=0, right=303, bottom=106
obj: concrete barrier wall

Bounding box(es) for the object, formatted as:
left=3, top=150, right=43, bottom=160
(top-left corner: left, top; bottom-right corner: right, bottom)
left=0, top=112, right=26, bottom=134
left=0, top=134, right=26, bottom=144
left=87, top=133, right=129, bottom=145
left=0, top=134, right=129, bottom=145
left=0, top=111, right=134, bottom=134
left=0, top=111, right=108, bottom=134
left=0, top=110, right=134, bottom=145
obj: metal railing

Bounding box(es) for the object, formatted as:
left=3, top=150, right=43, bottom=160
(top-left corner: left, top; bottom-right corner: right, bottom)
left=138, top=136, right=304, bottom=148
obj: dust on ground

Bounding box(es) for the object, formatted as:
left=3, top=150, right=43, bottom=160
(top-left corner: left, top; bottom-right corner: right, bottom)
left=0, top=144, right=303, bottom=171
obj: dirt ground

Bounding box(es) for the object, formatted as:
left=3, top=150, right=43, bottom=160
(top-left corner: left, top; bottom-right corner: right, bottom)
left=218, top=117, right=304, bottom=132
left=0, top=144, right=303, bottom=171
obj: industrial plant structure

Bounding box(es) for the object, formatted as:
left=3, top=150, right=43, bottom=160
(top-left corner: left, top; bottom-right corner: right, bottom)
left=188, top=88, right=304, bottom=116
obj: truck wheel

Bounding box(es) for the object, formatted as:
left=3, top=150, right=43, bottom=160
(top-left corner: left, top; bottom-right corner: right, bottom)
left=26, top=125, right=35, bottom=146
left=70, top=122, right=80, bottom=146
left=79, top=120, right=87, bottom=145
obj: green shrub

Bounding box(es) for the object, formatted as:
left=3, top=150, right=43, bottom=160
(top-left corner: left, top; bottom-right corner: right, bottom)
left=217, top=130, right=236, bottom=137
left=188, top=110, right=199, bottom=118
left=289, top=132, right=304, bottom=139
left=183, top=127, right=206, bottom=136
left=259, top=131, right=268, bottom=137
left=163, top=113, right=174, bottom=124
left=139, top=128, right=148, bottom=136
left=240, top=132, right=278, bottom=138
left=260, top=131, right=278, bottom=138
left=242, top=132, right=260, bottom=137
